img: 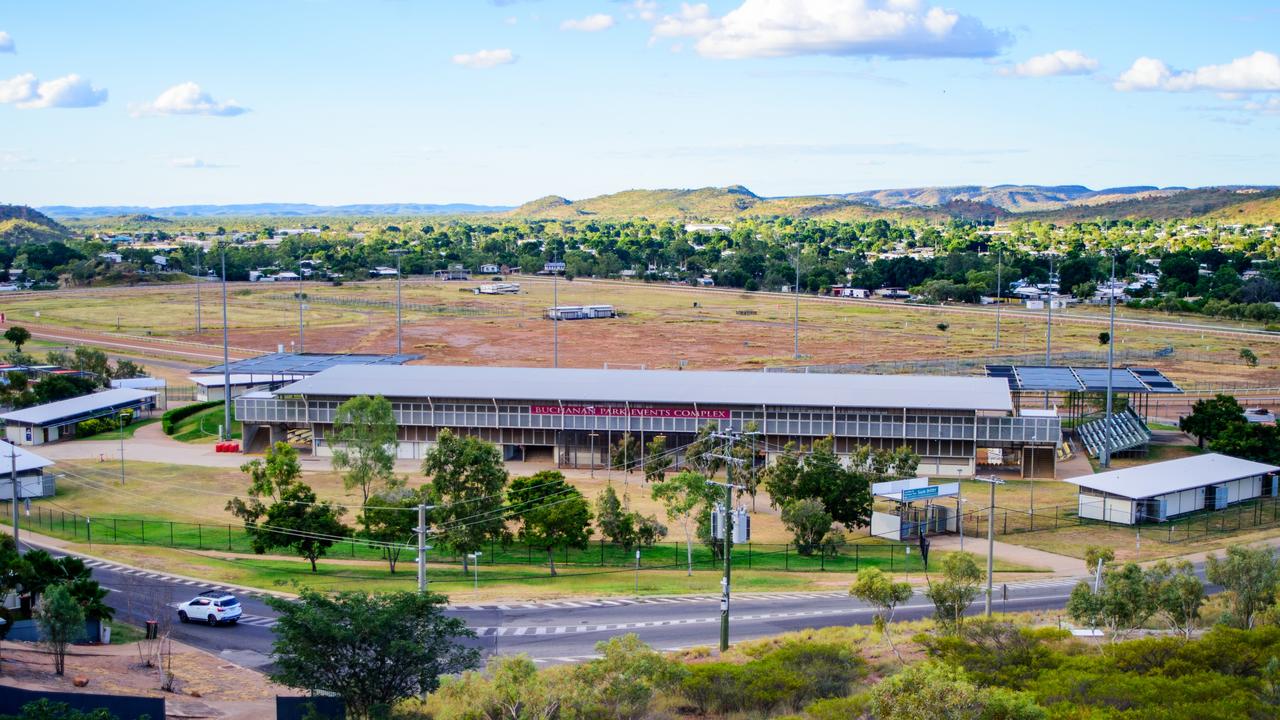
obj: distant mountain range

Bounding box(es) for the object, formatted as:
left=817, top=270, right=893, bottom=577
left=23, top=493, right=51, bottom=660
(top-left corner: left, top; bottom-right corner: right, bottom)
left=506, top=184, right=1280, bottom=222
left=28, top=184, right=1280, bottom=223
left=38, top=202, right=513, bottom=219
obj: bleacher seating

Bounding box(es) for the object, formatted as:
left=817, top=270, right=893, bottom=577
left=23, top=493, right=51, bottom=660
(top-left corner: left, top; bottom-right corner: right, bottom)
left=1076, top=406, right=1151, bottom=458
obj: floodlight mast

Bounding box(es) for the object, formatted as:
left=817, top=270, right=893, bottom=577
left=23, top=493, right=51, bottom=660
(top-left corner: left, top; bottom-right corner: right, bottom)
left=1102, top=253, right=1118, bottom=468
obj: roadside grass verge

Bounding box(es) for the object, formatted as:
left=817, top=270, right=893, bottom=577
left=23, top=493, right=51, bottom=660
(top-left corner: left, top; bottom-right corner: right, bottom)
left=64, top=543, right=1039, bottom=601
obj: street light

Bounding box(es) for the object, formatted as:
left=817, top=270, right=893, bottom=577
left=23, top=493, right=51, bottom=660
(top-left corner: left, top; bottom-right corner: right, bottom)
left=389, top=249, right=409, bottom=354
left=468, top=552, right=482, bottom=592
left=973, top=475, right=1005, bottom=616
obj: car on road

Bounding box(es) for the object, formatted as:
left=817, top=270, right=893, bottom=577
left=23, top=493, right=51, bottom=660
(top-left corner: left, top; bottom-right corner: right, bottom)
left=177, top=591, right=242, bottom=626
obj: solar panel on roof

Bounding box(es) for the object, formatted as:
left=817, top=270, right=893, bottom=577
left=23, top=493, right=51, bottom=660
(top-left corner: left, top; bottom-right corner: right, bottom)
left=197, top=352, right=420, bottom=376
left=985, top=365, right=1181, bottom=394
left=1074, top=369, right=1145, bottom=392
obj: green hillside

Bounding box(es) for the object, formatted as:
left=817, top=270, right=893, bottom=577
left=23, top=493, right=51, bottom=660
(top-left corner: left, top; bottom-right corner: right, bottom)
left=1025, top=188, right=1280, bottom=223
left=0, top=206, right=71, bottom=243
left=1202, top=191, right=1280, bottom=224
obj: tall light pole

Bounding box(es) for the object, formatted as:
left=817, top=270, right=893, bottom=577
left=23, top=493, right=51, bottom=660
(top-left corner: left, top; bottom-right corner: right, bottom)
left=1044, top=255, right=1055, bottom=409
left=389, top=249, right=408, bottom=354
left=793, top=241, right=801, bottom=359
left=1102, top=253, right=1118, bottom=468
left=221, top=246, right=231, bottom=441
left=994, top=247, right=1002, bottom=349
left=552, top=259, right=559, bottom=368
left=195, top=247, right=203, bottom=334
left=297, top=258, right=305, bottom=353
left=1045, top=255, right=1055, bottom=367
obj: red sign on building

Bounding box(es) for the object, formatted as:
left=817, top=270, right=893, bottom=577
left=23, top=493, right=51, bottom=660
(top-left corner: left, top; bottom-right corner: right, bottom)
left=530, top=405, right=730, bottom=419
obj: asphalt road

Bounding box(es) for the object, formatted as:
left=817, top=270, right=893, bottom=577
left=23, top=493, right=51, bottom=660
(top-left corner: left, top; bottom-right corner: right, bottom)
left=57, top=544, right=1099, bottom=670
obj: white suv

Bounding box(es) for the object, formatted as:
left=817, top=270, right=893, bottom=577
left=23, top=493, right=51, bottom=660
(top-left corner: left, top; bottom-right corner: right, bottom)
left=177, top=591, right=242, bottom=626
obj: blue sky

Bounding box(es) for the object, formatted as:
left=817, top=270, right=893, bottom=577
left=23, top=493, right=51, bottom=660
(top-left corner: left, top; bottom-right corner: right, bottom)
left=1, top=1, right=1278, bottom=206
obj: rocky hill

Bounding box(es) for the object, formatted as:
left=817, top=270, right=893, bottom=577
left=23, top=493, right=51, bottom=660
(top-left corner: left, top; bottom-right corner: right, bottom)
left=0, top=205, right=71, bottom=243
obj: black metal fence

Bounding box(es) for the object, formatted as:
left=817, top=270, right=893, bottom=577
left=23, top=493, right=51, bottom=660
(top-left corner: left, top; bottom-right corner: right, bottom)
left=0, top=687, right=164, bottom=720
left=15, top=503, right=927, bottom=573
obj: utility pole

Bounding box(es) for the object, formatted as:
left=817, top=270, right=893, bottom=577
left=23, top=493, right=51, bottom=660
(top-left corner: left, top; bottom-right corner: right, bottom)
left=416, top=503, right=435, bottom=594
left=1102, top=252, right=1118, bottom=468
left=220, top=247, right=231, bottom=441
left=297, top=258, right=305, bottom=353
left=975, top=475, right=1005, bottom=616
left=118, top=412, right=125, bottom=486
left=707, top=431, right=753, bottom=652
left=389, top=249, right=408, bottom=355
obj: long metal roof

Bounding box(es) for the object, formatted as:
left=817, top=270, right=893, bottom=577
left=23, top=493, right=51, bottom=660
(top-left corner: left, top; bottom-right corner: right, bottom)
left=986, top=365, right=1182, bottom=394
left=275, top=365, right=1014, bottom=411
left=1064, top=453, right=1280, bottom=499
left=0, top=440, right=54, bottom=473
left=195, top=352, right=421, bottom=377
left=0, top=388, right=157, bottom=426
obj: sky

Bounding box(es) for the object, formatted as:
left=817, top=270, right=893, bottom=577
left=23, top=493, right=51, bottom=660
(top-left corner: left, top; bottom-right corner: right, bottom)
left=1, top=0, right=1279, bottom=206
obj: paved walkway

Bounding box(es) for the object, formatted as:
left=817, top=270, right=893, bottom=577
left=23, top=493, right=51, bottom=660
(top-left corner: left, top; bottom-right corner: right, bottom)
left=926, top=533, right=1083, bottom=576
left=37, top=420, right=249, bottom=468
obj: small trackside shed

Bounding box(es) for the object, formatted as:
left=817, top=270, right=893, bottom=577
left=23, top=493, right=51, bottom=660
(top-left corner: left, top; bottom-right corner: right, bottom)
left=0, top=388, right=157, bottom=446
left=0, top=440, right=54, bottom=499
left=1065, top=453, right=1280, bottom=525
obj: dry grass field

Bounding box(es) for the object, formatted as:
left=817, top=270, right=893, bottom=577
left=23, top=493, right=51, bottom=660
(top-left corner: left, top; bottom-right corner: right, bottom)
left=4, top=277, right=1278, bottom=387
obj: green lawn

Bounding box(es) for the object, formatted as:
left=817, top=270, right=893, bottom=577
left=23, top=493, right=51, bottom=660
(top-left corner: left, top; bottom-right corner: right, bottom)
left=169, top=403, right=241, bottom=443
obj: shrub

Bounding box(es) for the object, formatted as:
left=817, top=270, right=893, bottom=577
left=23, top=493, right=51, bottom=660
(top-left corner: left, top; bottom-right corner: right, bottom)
left=803, top=695, right=873, bottom=720
left=679, top=640, right=864, bottom=714
left=162, top=400, right=221, bottom=435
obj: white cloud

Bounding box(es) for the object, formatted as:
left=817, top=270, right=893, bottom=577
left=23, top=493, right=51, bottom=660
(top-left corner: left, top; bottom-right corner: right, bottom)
left=133, top=82, right=248, bottom=117
left=561, top=13, right=615, bottom=32
left=1243, top=96, right=1280, bottom=115
left=1011, top=49, right=1098, bottom=77
left=0, top=73, right=36, bottom=104
left=630, top=1, right=659, bottom=22
left=452, top=48, right=517, bottom=69
left=170, top=157, right=224, bottom=169
left=651, top=0, right=1009, bottom=60
left=1114, top=56, right=1170, bottom=91
left=1116, top=51, right=1280, bottom=93
left=0, top=32, right=14, bottom=53
left=8, top=74, right=108, bottom=109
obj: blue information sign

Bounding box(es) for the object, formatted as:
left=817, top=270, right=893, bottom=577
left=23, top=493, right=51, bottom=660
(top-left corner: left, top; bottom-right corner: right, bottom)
left=901, top=485, right=940, bottom=501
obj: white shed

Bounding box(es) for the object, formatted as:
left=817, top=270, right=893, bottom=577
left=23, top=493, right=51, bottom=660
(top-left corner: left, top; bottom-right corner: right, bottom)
left=1065, top=453, right=1280, bottom=525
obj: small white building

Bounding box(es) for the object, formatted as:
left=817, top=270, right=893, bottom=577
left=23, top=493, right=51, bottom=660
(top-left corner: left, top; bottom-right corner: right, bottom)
left=1066, top=453, right=1280, bottom=525
left=0, top=388, right=158, bottom=446
left=0, top=440, right=55, bottom=499
left=480, top=264, right=501, bottom=274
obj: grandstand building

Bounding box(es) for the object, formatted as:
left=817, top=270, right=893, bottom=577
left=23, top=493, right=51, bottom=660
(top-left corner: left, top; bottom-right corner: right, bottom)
left=236, top=366, right=1063, bottom=477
